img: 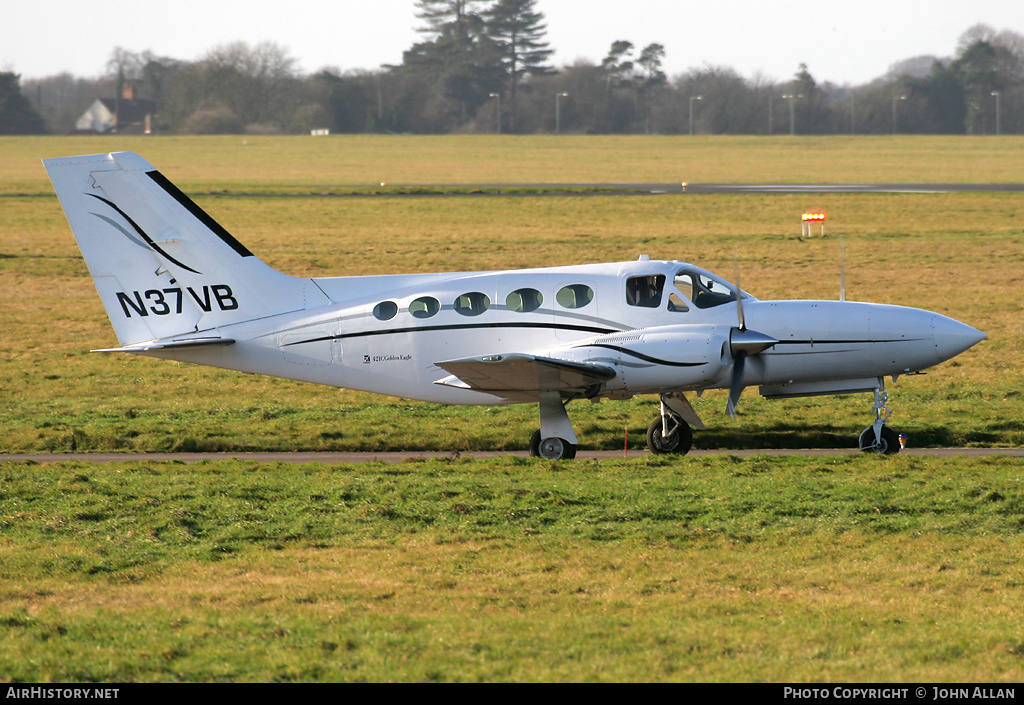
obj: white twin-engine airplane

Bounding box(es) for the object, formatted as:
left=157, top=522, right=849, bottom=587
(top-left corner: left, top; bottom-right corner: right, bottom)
left=44, top=152, right=986, bottom=459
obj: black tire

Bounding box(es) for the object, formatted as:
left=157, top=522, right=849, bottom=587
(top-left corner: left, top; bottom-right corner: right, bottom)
left=530, top=430, right=577, bottom=460
left=646, top=416, right=693, bottom=455
left=529, top=429, right=542, bottom=457
left=859, top=426, right=901, bottom=454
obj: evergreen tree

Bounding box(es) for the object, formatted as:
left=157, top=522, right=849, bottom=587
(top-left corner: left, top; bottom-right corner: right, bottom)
left=0, top=73, right=47, bottom=134
left=601, top=41, right=635, bottom=91
left=637, top=44, right=666, bottom=87
left=415, top=0, right=487, bottom=39
left=484, top=0, right=553, bottom=132
left=637, top=43, right=666, bottom=133
left=600, top=41, right=637, bottom=132
left=953, top=40, right=1010, bottom=133
left=404, top=0, right=499, bottom=130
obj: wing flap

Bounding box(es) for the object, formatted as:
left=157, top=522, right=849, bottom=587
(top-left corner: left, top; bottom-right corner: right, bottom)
left=434, top=353, right=615, bottom=401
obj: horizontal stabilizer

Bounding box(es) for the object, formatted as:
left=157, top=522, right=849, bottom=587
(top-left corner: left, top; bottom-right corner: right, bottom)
left=434, top=353, right=615, bottom=401
left=93, top=337, right=235, bottom=353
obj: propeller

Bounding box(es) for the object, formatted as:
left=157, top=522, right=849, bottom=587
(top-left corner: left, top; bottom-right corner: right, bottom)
left=725, top=265, right=778, bottom=416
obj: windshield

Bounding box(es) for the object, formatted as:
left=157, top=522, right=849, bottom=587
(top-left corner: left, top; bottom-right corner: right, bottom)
left=669, top=268, right=746, bottom=310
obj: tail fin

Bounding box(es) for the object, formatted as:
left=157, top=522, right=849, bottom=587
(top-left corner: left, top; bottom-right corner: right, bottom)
left=43, top=152, right=327, bottom=346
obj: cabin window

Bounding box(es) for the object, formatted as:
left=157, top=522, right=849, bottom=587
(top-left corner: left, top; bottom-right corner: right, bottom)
left=373, top=301, right=398, bottom=321
left=625, top=274, right=665, bottom=308
left=506, top=288, right=543, bottom=313
left=409, top=296, right=440, bottom=319
left=454, top=292, right=490, bottom=316
left=556, top=284, right=594, bottom=309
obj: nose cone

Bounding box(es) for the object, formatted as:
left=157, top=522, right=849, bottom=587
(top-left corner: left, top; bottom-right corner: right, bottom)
left=932, top=314, right=986, bottom=364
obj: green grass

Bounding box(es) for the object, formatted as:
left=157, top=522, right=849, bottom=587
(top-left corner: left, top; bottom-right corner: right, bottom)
left=2, top=455, right=1023, bottom=682
left=5, top=134, right=1024, bottom=195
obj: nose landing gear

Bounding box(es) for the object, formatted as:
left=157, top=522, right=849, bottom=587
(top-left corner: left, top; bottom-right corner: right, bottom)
left=859, top=379, right=902, bottom=454
left=646, top=394, right=697, bottom=455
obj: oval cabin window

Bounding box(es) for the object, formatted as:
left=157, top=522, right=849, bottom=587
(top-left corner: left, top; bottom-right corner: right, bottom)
left=556, top=284, right=594, bottom=309
left=409, top=296, right=440, bottom=319
left=506, top=288, right=543, bottom=313
left=373, top=301, right=398, bottom=320
left=454, top=292, right=490, bottom=316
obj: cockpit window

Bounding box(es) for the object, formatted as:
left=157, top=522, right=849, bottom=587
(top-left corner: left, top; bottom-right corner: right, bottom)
left=670, top=269, right=741, bottom=310
left=625, top=275, right=665, bottom=308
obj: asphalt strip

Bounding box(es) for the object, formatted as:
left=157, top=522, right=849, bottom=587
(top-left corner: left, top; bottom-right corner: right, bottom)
left=2, top=449, right=1022, bottom=464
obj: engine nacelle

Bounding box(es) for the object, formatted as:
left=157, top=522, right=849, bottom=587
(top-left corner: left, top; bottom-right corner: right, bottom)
left=570, top=324, right=732, bottom=394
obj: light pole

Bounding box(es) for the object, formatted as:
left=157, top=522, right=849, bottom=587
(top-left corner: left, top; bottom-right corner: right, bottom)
left=768, top=95, right=774, bottom=135
left=689, top=95, right=702, bottom=136
left=489, top=93, right=501, bottom=134
left=992, top=91, right=1001, bottom=135
left=556, top=92, right=568, bottom=134
left=892, top=95, right=906, bottom=135
left=782, top=94, right=802, bottom=135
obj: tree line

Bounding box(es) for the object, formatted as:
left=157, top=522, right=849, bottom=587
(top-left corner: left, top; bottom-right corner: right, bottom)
left=3, top=1, right=1023, bottom=136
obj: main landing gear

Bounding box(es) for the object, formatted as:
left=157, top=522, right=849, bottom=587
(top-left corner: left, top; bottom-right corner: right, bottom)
left=529, top=430, right=576, bottom=460
left=529, top=391, right=701, bottom=460
left=858, top=379, right=902, bottom=454
left=528, top=391, right=579, bottom=460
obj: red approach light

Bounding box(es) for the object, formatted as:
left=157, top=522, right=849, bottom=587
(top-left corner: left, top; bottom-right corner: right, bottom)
left=802, top=211, right=827, bottom=222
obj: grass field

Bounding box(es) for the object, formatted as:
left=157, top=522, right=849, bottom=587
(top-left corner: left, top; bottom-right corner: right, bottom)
left=1, top=135, right=1023, bottom=681
left=2, top=455, right=1023, bottom=682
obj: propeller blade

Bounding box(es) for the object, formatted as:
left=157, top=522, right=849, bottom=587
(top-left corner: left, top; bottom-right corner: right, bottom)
left=726, top=260, right=774, bottom=417
left=726, top=329, right=778, bottom=417
left=726, top=351, right=746, bottom=416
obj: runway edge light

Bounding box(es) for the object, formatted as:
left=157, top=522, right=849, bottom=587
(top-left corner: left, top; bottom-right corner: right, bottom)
left=802, top=211, right=827, bottom=237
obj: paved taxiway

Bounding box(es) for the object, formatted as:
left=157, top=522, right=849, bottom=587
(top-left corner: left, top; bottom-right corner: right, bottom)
left=203, top=182, right=1024, bottom=198
left=380, top=183, right=1024, bottom=196
left=3, top=448, right=1022, bottom=464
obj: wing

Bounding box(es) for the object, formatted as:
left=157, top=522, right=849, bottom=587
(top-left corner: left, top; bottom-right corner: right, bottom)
left=433, top=353, right=616, bottom=402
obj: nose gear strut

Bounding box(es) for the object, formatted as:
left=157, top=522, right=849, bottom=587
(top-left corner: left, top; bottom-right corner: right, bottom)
left=858, top=377, right=901, bottom=454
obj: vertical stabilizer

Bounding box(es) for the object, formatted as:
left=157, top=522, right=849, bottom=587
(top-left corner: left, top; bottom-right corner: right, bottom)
left=43, top=152, right=327, bottom=345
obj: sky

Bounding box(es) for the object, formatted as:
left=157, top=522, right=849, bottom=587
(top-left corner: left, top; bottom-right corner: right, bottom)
left=4, top=0, right=1023, bottom=86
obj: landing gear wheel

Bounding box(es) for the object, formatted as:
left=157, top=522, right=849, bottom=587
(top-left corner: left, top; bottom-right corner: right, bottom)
left=859, top=426, right=901, bottom=454
left=646, top=416, right=693, bottom=455
left=529, top=430, right=577, bottom=460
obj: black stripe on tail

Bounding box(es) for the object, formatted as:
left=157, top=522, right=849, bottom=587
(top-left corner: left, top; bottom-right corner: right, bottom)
left=146, top=171, right=254, bottom=258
